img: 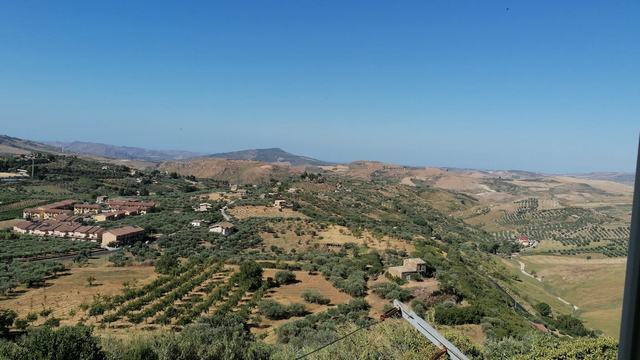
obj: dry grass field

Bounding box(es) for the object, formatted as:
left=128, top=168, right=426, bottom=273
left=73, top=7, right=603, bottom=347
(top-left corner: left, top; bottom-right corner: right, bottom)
left=229, top=205, right=308, bottom=219
left=0, top=257, right=157, bottom=327
left=512, top=255, right=626, bottom=338
left=259, top=223, right=414, bottom=253
left=204, top=191, right=241, bottom=201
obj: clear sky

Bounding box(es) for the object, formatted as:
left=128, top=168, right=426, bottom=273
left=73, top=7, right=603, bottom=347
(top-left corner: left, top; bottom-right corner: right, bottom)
left=1, top=1, right=638, bottom=173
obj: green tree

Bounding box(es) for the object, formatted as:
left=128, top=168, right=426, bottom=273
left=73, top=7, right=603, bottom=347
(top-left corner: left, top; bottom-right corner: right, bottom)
left=534, top=302, right=552, bottom=317
left=154, top=253, right=180, bottom=275
left=0, top=309, right=17, bottom=337
left=238, top=261, right=263, bottom=291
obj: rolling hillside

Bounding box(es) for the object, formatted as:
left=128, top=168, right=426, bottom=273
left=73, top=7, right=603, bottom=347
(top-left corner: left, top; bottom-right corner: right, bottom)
left=45, top=141, right=202, bottom=161
left=207, top=147, right=331, bottom=166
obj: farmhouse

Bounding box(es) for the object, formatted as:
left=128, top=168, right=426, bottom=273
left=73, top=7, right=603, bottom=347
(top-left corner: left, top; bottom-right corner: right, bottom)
left=101, top=226, right=145, bottom=247
left=273, top=199, right=289, bottom=209
left=387, top=258, right=428, bottom=280
left=209, top=221, right=236, bottom=236
left=194, top=203, right=212, bottom=212
left=96, top=195, right=109, bottom=204
left=515, top=235, right=537, bottom=248
left=190, top=219, right=209, bottom=227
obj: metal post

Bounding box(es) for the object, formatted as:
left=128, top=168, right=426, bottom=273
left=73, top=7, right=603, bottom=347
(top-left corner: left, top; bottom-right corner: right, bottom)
left=393, top=300, right=469, bottom=360
left=619, top=136, right=640, bottom=359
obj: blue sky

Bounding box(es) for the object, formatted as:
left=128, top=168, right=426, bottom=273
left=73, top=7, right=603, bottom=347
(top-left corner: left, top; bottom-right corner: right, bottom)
left=0, top=1, right=638, bottom=173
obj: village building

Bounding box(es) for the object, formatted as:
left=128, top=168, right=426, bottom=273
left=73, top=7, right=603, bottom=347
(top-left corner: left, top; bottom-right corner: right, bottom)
left=74, top=203, right=102, bottom=215
left=273, top=199, right=289, bottom=209
left=209, top=221, right=236, bottom=236
left=23, top=200, right=77, bottom=220
left=71, top=225, right=104, bottom=240
left=96, top=195, right=109, bottom=204
left=194, top=203, right=212, bottom=212
left=94, top=211, right=126, bottom=222
left=106, top=199, right=156, bottom=214
left=387, top=258, right=428, bottom=280
left=101, top=226, right=145, bottom=247
left=190, top=219, right=210, bottom=227
left=13, top=220, right=105, bottom=241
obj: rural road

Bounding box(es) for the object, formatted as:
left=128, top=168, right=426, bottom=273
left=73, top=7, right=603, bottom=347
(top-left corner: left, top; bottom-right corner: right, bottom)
left=518, top=260, right=580, bottom=311
left=517, top=260, right=540, bottom=281
left=221, top=200, right=235, bottom=221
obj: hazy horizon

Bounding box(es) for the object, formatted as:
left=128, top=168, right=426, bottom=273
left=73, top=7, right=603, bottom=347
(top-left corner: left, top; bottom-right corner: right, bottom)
left=2, top=134, right=630, bottom=175
left=1, top=1, right=639, bottom=173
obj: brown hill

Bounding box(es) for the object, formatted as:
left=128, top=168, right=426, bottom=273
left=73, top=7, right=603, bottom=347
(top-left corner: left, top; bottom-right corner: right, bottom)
left=159, top=158, right=302, bottom=184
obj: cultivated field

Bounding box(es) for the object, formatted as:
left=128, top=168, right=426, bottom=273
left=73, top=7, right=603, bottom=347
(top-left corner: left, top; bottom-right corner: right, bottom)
left=229, top=205, right=308, bottom=219
left=0, top=256, right=157, bottom=327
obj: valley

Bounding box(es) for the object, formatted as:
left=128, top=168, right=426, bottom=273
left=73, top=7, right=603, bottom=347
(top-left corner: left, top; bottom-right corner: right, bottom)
left=0, top=136, right=633, bottom=359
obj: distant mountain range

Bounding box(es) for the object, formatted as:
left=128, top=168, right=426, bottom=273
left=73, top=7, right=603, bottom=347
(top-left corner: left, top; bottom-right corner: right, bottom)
left=565, top=172, right=636, bottom=186
left=206, top=148, right=331, bottom=166
left=0, top=135, right=62, bottom=156
left=44, top=141, right=202, bottom=162
left=0, top=134, right=634, bottom=185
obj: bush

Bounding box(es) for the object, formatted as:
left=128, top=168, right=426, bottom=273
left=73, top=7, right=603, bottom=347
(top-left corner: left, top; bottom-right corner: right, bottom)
left=274, top=270, right=297, bottom=285
left=0, top=325, right=106, bottom=359
left=258, top=300, right=307, bottom=320
left=434, top=304, right=483, bottom=325
left=410, top=299, right=428, bottom=318
left=43, top=318, right=60, bottom=327
left=552, top=314, right=592, bottom=337
left=301, top=290, right=330, bottom=305
left=534, top=302, right=552, bottom=317
left=372, top=282, right=412, bottom=302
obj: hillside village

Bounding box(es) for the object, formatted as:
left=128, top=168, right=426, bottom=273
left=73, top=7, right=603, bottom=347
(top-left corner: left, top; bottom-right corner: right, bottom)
left=0, top=144, right=631, bottom=359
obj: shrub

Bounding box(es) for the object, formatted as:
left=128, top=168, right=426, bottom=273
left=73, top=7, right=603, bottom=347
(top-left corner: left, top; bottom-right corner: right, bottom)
left=43, top=318, right=60, bottom=327
left=534, top=302, right=552, bottom=317
left=0, top=325, right=106, bottom=359
left=258, top=300, right=307, bottom=320
left=274, top=270, right=296, bottom=285
left=434, top=304, right=483, bottom=325
left=372, top=282, right=412, bottom=302
left=301, top=290, right=330, bottom=305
